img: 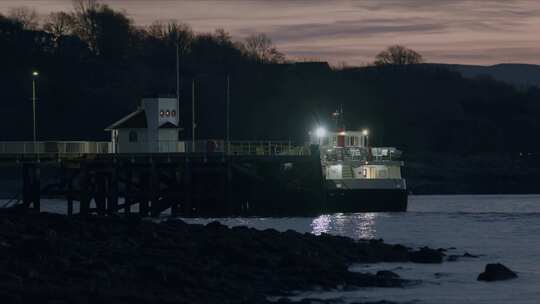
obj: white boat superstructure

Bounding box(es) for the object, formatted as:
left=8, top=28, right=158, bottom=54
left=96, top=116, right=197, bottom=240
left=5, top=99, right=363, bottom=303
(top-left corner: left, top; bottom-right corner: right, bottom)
left=310, top=127, right=408, bottom=212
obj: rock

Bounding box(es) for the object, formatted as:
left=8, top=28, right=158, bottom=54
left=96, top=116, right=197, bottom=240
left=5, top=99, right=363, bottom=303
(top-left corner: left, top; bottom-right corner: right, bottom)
left=376, top=270, right=400, bottom=279
left=447, top=252, right=480, bottom=262
left=16, top=237, right=56, bottom=259
left=410, top=247, right=444, bottom=263
left=0, top=271, right=23, bottom=287
left=447, top=255, right=460, bottom=262
left=0, top=213, right=452, bottom=304
left=477, top=263, right=517, bottom=281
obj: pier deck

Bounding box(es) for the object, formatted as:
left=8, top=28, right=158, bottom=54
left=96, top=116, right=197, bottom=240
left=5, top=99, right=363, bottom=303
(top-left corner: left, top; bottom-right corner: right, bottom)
left=1, top=141, right=326, bottom=217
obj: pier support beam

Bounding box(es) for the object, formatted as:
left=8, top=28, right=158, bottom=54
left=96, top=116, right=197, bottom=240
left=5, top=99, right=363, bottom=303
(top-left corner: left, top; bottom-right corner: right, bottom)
left=22, top=163, right=40, bottom=212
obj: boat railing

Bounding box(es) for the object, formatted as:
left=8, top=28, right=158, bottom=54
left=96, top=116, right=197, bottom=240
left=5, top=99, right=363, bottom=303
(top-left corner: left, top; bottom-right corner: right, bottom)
left=320, top=146, right=402, bottom=162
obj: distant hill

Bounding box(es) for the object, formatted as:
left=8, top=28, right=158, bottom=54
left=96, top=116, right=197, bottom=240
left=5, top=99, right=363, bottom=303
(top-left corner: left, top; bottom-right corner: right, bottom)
left=432, top=63, right=540, bottom=89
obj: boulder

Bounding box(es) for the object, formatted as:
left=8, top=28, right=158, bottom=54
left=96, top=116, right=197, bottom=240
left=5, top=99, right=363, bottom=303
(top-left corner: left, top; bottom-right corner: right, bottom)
left=447, top=252, right=480, bottom=262
left=463, top=252, right=479, bottom=258
left=477, top=263, right=517, bottom=281
left=410, top=247, right=444, bottom=263
left=376, top=270, right=400, bottom=279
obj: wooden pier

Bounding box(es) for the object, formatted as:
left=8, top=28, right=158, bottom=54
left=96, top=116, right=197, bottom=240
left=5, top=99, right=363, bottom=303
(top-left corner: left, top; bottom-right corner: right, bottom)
left=1, top=143, right=326, bottom=217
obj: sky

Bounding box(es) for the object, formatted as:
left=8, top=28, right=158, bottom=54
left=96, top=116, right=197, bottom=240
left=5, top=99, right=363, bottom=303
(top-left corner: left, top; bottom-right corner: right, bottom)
left=1, top=0, right=539, bottom=66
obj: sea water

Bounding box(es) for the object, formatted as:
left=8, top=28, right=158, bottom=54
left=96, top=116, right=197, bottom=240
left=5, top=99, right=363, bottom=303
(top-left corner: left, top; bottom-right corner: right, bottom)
left=16, top=194, right=540, bottom=303
left=181, top=195, right=540, bottom=304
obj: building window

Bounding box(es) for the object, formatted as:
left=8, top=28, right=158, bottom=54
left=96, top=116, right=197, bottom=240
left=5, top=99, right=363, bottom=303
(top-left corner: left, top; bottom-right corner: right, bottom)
left=129, top=131, right=138, bottom=142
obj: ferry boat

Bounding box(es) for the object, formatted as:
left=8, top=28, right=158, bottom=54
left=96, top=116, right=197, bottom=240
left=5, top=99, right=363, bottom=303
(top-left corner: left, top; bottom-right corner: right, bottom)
left=310, top=118, right=407, bottom=212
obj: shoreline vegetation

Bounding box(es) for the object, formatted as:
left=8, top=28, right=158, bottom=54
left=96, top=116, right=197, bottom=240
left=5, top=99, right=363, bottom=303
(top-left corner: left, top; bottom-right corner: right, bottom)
left=0, top=211, right=449, bottom=304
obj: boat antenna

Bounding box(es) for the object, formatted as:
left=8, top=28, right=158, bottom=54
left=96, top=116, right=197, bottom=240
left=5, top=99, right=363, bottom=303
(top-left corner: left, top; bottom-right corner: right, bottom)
left=340, top=104, right=344, bottom=129
left=333, top=104, right=344, bottom=130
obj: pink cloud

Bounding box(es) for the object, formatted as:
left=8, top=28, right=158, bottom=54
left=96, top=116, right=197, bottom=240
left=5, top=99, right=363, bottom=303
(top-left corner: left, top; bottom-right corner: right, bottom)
left=1, top=0, right=539, bottom=65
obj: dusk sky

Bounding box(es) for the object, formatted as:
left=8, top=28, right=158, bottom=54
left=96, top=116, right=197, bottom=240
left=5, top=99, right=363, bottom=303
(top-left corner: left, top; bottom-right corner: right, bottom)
left=2, top=0, right=540, bottom=66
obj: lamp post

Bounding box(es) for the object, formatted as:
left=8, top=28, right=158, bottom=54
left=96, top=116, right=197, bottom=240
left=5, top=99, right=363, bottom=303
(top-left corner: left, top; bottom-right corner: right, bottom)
left=226, top=74, right=230, bottom=155
left=191, top=79, right=196, bottom=152
left=176, top=43, right=180, bottom=111
left=31, top=71, right=39, bottom=154
left=191, top=74, right=212, bottom=152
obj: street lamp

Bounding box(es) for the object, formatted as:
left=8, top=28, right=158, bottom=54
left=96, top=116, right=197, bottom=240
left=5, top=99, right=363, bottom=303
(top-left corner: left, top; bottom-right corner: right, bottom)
left=31, top=71, right=39, bottom=154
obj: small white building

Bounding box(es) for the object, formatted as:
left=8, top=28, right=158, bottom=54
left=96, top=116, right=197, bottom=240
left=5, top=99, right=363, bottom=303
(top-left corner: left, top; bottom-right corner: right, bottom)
left=106, top=97, right=184, bottom=153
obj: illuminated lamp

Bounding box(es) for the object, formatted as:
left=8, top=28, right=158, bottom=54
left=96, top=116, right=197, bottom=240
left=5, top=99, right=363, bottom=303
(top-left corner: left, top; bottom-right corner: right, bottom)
left=166, top=110, right=170, bottom=117
left=315, top=127, right=326, bottom=138
left=160, top=110, right=165, bottom=117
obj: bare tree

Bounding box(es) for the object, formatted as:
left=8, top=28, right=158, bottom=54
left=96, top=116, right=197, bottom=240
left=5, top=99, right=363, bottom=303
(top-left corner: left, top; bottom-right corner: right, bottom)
left=148, top=20, right=193, bottom=51
left=244, top=33, right=284, bottom=63
left=43, top=12, right=75, bottom=38
left=374, top=45, right=423, bottom=66
left=71, top=0, right=100, bottom=51
left=8, top=7, right=39, bottom=30
left=214, top=28, right=232, bottom=45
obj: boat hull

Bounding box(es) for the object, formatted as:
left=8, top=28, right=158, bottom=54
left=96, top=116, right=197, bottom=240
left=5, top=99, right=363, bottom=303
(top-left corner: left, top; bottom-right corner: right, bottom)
left=325, top=179, right=408, bottom=212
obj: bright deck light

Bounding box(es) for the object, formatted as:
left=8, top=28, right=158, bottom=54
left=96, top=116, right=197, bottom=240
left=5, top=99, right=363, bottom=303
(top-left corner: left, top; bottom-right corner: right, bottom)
left=315, top=127, right=326, bottom=138
left=32, top=71, right=39, bottom=77
left=362, top=129, right=369, bottom=136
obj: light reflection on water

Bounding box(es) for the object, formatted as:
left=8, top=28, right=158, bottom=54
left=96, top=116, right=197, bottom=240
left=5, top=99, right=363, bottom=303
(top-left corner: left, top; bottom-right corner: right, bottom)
left=311, top=213, right=378, bottom=239
left=311, top=214, right=331, bottom=235
left=353, top=212, right=377, bottom=239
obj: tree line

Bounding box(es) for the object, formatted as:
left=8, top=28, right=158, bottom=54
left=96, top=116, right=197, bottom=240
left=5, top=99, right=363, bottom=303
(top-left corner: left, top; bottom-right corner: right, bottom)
left=1, top=0, right=539, bottom=159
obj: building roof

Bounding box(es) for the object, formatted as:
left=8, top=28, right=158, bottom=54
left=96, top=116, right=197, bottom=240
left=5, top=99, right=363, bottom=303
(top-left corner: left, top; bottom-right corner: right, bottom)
left=159, top=121, right=179, bottom=129
left=105, top=109, right=147, bottom=130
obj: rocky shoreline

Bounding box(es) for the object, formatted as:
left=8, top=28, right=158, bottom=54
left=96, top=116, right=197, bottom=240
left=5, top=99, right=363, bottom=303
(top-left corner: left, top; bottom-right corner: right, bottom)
left=0, top=212, right=447, bottom=304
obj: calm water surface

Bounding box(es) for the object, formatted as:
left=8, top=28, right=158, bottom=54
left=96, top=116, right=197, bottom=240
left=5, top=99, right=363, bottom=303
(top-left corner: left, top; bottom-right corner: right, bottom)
left=181, top=195, right=540, bottom=304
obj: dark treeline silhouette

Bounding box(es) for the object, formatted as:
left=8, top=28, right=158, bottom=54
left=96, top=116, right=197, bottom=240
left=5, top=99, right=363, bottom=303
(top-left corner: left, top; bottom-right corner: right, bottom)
left=2, top=1, right=540, bottom=193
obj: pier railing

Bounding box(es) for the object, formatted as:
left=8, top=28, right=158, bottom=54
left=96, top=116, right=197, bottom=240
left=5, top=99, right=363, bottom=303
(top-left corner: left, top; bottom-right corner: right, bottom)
left=0, top=140, right=310, bottom=156
left=188, top=140, right=309, bottom=156
left=0, top=141, right=111, bottom=155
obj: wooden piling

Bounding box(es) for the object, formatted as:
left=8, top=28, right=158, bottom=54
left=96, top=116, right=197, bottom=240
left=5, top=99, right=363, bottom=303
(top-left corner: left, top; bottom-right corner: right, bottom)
left=32, top=164, right=40, bottom=212
left=108, top=163, right=119, bottom=214
left=183, top=159, right=192, bottom=215
left=80, top=162, right=90, bottom=215
left=149, top=162, right=160, bottom=217
left=67, top=170, right=74, bottom=216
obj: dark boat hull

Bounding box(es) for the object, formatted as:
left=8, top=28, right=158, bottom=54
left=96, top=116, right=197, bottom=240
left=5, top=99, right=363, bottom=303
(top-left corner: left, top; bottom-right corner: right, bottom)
left=326, top=187, right=408, bottom=212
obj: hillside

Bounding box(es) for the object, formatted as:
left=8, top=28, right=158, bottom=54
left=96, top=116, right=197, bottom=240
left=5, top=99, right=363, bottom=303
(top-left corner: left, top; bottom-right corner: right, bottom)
left=435, top=63, right=540, bottom=89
